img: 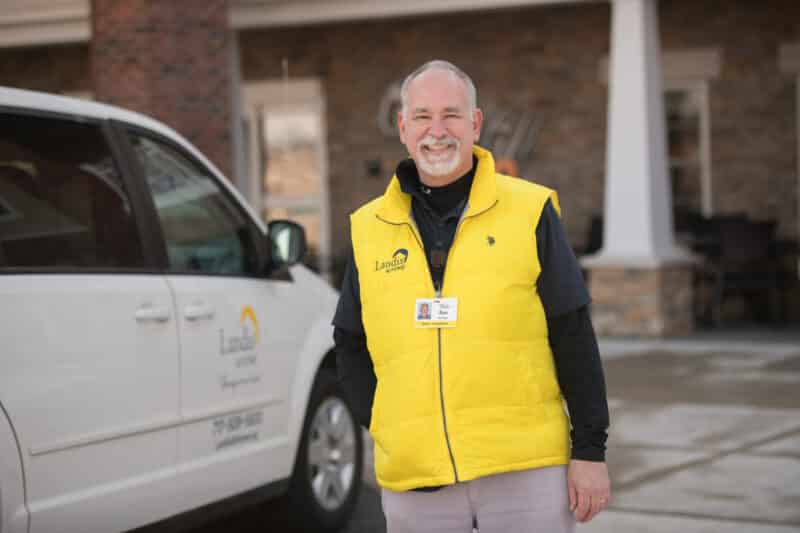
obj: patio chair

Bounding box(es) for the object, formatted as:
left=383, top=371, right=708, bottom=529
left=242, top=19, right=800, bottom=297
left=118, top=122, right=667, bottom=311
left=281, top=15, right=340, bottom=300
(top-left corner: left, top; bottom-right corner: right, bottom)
left=707, top=217, right=780, bottom=325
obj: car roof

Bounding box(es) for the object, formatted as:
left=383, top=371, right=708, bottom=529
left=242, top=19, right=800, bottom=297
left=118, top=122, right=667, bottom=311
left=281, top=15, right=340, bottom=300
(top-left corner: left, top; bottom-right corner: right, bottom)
left=0, top=86, right=184, bottom=139
left=0, top=85, right=268, bottom=233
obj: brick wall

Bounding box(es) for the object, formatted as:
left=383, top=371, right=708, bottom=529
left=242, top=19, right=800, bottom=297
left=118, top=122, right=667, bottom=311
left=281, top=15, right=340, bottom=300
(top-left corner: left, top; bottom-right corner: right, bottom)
left=1, top=0, right=798, bottom=273
left=0, top=44, right=90, bottom=94
left=661, top=0, right=800, bottom=239
left=240, top=2, right=612, bottom=266
left=239, top=0, right=800, bottom=270
left=90, top=0, right=234, bottom=177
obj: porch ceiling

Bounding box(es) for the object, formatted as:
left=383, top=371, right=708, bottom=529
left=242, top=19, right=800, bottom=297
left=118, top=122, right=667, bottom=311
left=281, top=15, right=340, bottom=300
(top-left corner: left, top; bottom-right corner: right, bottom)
left=0, top=0, right=596, bottom=48
left=231, top=0, right=597, bottom=29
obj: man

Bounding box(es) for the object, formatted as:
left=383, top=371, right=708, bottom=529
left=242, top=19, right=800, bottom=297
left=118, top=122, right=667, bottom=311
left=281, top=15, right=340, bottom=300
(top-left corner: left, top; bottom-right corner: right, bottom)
left=417, top=302, right=431, bottom=320
left=334, top=60, right=610, bottom=532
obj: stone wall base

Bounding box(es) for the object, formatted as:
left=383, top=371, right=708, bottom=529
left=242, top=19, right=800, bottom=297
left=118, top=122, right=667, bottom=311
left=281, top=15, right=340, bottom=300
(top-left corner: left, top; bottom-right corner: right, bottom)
left=588, top=265, right=694, bottom=337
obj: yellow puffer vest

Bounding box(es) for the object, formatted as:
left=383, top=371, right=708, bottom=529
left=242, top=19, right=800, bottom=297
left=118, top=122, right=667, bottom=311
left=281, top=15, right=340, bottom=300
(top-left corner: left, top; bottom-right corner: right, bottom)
left=350, top=146, right=570, bottom=491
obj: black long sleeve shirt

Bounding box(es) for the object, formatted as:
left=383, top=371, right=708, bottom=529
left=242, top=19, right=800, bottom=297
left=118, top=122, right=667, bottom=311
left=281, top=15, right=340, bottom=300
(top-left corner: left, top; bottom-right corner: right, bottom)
left=333, top=158, right=609, bottom=464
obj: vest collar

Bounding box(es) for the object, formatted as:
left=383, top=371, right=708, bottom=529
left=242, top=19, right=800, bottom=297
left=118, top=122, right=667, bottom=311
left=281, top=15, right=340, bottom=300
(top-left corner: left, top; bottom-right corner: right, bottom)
left=376, top=145, right=498, bottom=224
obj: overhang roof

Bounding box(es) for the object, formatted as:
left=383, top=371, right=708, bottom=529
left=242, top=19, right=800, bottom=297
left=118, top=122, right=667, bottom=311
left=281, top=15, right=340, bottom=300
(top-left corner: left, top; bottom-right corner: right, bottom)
left=0, top=0, right=594, bottom=48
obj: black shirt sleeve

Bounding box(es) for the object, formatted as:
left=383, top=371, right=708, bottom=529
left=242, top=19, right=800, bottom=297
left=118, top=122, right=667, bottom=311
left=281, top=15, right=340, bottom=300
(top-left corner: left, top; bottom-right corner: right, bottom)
left=333, top=243, right=365, bottom=334
left=536, top=199, right=591, bottom=317
left=548, top=307, right=609, bottom=461
left=332, top=243, right=376, bottom=429
left=535, top=199, right=609, bottom=461
left=333, top=326, right=375, bottom=429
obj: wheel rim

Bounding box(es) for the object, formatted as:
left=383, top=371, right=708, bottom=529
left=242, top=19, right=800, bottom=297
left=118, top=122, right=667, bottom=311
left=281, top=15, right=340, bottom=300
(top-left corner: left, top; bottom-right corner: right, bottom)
left=307, top=396, right=357, bottom=511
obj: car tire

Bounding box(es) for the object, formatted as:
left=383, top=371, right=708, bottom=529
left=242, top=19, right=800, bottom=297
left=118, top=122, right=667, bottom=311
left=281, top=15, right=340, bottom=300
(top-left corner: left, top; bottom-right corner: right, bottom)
left=285, top=367, right=363, bottom=532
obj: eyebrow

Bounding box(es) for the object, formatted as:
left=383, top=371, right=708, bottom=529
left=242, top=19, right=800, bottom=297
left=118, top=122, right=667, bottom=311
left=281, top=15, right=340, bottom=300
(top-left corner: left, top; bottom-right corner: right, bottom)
left=411, top=106, right=463, bottom=114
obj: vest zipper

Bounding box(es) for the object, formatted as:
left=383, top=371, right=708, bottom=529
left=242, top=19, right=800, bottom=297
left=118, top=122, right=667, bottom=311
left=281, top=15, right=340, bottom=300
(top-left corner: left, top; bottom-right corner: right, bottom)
left=405, top=214, right=459, bottom=484
left=378, top=205, right=497, bottom=485
left=436, top=325, right=459, bottom=483
left=434, top=199, right=499, bottom=483
left=415, top=216, right=456, bottom=484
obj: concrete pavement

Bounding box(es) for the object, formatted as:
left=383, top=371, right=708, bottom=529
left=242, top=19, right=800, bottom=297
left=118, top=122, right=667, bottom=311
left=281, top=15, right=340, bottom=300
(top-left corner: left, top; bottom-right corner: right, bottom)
left=354, top=331, right=800, bottom=533
left=577, top=334, right=800, bottom=532
left=192, top=330, right=800, bottom=532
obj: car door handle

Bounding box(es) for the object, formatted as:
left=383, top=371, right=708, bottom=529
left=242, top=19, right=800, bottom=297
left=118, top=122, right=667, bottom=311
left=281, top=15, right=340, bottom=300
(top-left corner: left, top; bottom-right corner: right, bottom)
left=184, top=303, right=215, bottom=321
left=134, top=305, right=171, bottom=323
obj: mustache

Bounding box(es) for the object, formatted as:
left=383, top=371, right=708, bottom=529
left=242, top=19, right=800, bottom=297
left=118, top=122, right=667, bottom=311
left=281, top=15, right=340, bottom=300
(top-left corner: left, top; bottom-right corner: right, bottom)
left=418, top=136, right=459, bottom=149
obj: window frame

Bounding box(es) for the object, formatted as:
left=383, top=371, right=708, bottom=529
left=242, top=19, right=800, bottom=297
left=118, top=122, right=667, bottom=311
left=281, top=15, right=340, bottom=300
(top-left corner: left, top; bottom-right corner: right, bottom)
left=114, top=121, right=271, bottom=279
left=663, top=79, right=713, bottom=218
left=599, top=47, right=720, bottom=219
left=0, top=106, right=158, bottom=274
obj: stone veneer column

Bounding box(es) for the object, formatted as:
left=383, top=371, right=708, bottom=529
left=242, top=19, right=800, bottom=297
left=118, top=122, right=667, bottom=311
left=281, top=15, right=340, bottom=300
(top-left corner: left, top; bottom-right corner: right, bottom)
left=90, top=0, right=235, bottom=178
left=584, top=0, right=694, bottom=336
left=589, top=266, right=693, bottom=336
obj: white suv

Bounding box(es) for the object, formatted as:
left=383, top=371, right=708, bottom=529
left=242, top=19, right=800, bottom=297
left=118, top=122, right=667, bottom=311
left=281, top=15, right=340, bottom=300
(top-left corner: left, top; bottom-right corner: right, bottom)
left=0, top=87, right=362, bottom=533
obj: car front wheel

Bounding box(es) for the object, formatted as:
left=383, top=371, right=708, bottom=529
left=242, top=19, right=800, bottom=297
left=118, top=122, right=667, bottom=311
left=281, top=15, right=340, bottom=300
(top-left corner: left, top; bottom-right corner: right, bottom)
left=286, top=367, right=363, bottom=532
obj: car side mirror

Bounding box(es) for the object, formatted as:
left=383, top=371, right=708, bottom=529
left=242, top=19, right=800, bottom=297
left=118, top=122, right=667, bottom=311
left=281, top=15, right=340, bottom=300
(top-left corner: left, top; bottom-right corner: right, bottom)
left=268, top=219, right=307, bottom=267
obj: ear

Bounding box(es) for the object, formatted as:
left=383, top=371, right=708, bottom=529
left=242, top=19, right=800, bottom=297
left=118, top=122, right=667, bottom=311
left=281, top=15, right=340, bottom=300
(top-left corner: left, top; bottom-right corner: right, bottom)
left=397, top=110, right=407, bottom=144
left=472, top=108, right=484, bottom=142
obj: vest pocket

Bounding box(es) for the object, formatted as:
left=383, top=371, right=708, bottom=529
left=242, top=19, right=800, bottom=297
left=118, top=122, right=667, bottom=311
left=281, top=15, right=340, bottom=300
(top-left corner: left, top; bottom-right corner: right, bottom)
left=370, top=346, right=438, bottom=430
left=369, top=347, right=445, bottom=485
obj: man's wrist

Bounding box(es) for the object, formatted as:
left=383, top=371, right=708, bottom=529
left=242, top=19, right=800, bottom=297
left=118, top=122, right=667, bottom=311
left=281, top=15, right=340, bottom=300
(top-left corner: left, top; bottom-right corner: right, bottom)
left=570, top=445, right=606, bottom=462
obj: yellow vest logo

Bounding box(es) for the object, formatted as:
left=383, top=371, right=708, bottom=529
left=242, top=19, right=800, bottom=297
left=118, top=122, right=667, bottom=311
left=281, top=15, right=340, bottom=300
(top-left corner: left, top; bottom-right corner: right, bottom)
left=375, top=248, right=408, bottom=273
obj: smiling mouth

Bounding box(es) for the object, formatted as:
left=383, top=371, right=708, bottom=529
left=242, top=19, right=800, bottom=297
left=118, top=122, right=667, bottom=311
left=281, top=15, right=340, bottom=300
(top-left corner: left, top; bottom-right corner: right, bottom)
left=421, top=143, right=456, bottom=156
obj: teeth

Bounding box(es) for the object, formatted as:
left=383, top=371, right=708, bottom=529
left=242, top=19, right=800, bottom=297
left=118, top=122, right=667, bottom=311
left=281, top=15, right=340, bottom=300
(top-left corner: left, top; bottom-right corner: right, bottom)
left=425, top=148, right=451, bottom=156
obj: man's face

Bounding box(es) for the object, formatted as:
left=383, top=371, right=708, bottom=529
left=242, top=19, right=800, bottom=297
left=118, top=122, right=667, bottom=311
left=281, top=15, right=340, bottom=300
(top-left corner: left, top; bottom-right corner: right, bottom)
left=398, top=69, right=482, bottom=186
left=420, top=303, right=429, bottom=315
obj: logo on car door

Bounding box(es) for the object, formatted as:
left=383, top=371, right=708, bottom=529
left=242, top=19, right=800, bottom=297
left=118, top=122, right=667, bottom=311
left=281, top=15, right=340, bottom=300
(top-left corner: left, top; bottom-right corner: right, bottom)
left=219, top=305, right=260, bottom=355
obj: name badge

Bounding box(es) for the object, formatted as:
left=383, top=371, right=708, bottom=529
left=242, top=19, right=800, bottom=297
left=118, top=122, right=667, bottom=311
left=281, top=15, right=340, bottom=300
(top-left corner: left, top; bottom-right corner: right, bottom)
left=415, top=298, right=458, bottom=328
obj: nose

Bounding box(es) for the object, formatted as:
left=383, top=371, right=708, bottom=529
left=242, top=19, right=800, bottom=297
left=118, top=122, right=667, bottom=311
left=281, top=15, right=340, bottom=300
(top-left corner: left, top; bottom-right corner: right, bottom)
left=428, top=117, right=447, bottom=138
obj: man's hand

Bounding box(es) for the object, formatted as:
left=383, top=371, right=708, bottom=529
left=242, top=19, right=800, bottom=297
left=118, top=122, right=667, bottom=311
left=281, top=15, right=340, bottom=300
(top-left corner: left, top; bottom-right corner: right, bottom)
left=567, top=459, right=610, bottom=523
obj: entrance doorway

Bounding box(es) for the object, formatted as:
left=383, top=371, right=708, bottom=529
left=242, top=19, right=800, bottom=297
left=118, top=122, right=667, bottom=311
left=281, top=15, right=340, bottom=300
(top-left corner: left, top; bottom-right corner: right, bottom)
left=242, top=79, right=330, bottom=278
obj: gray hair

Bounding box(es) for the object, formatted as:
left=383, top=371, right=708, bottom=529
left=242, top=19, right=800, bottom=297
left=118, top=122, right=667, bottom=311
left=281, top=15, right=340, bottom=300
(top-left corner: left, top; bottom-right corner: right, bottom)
left=400, top=60, right=477, bottom=118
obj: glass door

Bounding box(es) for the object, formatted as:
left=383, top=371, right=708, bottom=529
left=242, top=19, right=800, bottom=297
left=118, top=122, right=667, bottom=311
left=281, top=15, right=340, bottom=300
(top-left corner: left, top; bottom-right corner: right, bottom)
left=243, top=80, right=330, bottom=278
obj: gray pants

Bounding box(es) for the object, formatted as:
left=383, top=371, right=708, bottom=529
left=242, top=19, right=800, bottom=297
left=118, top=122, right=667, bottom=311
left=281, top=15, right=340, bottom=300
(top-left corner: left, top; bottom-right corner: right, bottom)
left=381, top=466, right=575, bottom=533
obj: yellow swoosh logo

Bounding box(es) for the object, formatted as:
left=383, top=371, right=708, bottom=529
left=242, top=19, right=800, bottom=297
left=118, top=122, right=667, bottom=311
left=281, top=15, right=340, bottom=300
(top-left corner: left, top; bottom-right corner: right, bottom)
left=240, top=306, right=260, bottom=345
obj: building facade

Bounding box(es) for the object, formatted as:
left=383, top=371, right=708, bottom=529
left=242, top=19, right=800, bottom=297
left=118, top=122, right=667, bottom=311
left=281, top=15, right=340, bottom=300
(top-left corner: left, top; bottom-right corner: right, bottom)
left=1, top=0, right=798, bottom=332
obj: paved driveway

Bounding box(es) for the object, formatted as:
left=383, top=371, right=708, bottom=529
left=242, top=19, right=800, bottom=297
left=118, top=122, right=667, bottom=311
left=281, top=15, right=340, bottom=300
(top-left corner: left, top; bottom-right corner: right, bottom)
left=190, top=333, right=800, bottom=533
left=581, top=336, right=800, bottom=533
left=183, top=430, right=385, bottom=532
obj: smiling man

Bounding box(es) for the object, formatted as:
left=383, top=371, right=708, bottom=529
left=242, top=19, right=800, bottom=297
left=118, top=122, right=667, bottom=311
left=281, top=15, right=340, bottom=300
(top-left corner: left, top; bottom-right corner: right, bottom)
left=334, top=60, right=610, bottom=532
left=398, top=66, right=480, bottom=185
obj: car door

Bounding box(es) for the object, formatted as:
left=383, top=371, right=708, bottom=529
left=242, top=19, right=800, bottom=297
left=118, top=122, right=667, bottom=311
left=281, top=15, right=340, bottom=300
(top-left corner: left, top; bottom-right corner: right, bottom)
left=123, top=130, right=309, bottom=509
left=0, top=110, right=180, bottom=533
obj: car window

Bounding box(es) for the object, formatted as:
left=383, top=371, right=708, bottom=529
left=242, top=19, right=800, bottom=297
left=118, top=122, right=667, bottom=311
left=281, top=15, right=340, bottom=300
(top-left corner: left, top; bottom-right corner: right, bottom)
left=128, top=133, right=259, bottom=276
left=0, top=112, right=144, bottom=269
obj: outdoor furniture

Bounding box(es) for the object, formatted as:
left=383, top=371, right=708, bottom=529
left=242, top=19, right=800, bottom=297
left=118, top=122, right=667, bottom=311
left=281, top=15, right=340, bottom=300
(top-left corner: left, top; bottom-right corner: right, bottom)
left=703, top=217, right=781, bottom=325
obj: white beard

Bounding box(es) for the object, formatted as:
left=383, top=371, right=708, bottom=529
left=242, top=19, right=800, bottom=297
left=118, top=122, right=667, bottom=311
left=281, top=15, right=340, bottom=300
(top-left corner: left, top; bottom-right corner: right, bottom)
left=415, top=136, right=461, bottom=177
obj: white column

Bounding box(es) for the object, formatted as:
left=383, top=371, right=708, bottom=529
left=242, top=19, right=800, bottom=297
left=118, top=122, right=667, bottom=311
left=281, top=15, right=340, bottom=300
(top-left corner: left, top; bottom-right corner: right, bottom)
left=585, top=0, right=691, bottom=268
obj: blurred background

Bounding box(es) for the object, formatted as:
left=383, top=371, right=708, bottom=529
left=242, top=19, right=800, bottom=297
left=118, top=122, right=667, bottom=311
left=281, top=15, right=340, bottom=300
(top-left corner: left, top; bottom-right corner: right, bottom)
left=1, top=1, right=798, bottom=531
left=3, top=0, right=799, bottom=332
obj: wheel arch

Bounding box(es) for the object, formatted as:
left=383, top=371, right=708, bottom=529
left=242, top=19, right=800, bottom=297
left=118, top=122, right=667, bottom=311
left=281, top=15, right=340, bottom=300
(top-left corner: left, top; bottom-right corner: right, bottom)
left=0, top=401, right=28, bottom=533
left=285, top=315, right=338, bottom=466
